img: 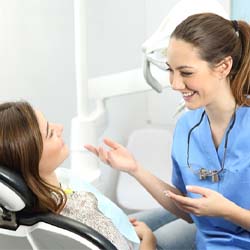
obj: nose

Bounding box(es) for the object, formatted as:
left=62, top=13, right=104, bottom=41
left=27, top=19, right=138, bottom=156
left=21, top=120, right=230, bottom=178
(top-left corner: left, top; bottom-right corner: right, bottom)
left=57, top=124, right=63, bottom=136
left=170, top=74, right=186, bottom=91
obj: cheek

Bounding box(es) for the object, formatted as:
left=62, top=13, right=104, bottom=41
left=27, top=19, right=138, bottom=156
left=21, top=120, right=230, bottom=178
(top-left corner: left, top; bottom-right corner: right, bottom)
left=186, top=77, right=207, bottom=93
left=39, top=147, right=53, bottom=173
left=39, top=142, right=66, bottom=171
left=41, top=144, right=57, bottom=159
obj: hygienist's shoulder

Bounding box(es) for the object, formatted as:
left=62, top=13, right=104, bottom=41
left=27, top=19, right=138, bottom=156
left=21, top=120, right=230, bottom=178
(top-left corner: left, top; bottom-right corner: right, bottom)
left=176, top=108, right=204, bottom=128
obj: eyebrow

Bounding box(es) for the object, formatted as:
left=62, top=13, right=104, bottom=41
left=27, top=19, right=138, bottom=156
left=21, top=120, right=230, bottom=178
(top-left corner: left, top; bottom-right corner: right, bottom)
left=166, top=62, right=194, bottom=70
left=46, top=121, right=49, bottom=138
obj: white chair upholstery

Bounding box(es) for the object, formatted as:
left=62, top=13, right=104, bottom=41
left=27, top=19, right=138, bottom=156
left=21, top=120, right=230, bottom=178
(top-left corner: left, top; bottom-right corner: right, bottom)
left=116, top=126, right=173, bottom=213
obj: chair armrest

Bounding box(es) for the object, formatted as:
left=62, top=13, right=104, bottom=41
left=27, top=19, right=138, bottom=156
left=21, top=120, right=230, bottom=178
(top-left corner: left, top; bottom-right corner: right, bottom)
left=17, top=211, right=118, bottom=250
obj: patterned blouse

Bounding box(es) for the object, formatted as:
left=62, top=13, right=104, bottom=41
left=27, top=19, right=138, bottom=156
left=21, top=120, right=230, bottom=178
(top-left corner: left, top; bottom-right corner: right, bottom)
left=60, top=190, right=133, bottom=250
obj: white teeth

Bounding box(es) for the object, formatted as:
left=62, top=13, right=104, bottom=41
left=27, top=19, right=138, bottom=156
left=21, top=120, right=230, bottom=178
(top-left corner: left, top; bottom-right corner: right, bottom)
left=183, top=91, right=195, bottom=97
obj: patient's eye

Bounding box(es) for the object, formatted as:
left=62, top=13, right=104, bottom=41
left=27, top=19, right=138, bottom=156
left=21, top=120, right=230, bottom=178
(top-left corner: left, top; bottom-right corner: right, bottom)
left=166, top=67, right=173, bottom=73
left=49, top=129, right=54, bottom=138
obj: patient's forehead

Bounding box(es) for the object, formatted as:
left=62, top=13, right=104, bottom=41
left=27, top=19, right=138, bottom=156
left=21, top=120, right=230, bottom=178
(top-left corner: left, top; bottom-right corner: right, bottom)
left=34, top=109, right=47, bottom=137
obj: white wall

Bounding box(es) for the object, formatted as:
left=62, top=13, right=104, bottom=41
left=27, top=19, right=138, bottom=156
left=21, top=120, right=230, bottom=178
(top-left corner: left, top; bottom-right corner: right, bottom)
left=0, top=0, right=76, bottom=168
left=0, top=0, right=230, bottom=198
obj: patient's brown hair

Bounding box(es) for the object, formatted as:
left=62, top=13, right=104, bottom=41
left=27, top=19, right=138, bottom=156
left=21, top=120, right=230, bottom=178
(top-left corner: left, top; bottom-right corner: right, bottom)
left=0, top=101, right=66, bottom=213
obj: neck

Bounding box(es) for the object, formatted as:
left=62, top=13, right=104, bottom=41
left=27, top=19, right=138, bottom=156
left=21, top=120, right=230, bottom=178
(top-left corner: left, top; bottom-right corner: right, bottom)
left=42, top=172, right=60, bottom=188
left=205, top=93, right=236, bottom=126
left=205, top=94, right=236, bottom=148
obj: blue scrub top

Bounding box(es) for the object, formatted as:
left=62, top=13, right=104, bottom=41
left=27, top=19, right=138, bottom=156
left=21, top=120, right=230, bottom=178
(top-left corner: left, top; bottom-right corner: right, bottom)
left=172, top=106, right=250, bottom=250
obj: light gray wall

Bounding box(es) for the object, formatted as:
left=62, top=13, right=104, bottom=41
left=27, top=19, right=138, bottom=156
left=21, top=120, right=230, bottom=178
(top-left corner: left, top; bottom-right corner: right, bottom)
left=0, top=0, right=147, bottom=170
left=0, top=0, right=76, bottom=167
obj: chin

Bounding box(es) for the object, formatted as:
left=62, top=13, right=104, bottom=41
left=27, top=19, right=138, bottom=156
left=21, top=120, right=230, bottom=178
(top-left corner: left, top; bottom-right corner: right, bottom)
left=185, top=101, right=203, bottom=111
left=63, top=145, right=70, bottom=159
left=58, top=146, right=69, bottom=166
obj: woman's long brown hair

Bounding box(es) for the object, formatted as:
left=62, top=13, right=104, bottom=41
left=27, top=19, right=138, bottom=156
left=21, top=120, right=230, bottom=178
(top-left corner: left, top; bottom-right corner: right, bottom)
left=0, top=101, right=66, bottom=213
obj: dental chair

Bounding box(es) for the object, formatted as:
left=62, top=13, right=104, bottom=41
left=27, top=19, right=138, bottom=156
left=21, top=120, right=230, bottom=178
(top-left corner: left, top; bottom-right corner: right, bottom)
left=0, top=165, right=117, bottom=250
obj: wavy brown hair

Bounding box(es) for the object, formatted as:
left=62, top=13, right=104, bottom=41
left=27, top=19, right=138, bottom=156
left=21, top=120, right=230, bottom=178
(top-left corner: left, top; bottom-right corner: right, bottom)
left=0, top=101, right=66, bottom=213
left=171, top=12, right=250, bottom=106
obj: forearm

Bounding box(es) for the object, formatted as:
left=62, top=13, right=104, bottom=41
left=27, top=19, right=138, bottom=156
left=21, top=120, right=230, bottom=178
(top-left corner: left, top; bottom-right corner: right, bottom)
left=224, top=202, right=250, bottom=231
left=131, top=163, right=193, bottom=223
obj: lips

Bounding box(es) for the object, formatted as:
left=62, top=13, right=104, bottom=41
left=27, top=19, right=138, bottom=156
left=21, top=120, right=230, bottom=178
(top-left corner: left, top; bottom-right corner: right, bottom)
left=182, top=91, right=196, bottom=97
left=182, top=91, right=197, bottom=101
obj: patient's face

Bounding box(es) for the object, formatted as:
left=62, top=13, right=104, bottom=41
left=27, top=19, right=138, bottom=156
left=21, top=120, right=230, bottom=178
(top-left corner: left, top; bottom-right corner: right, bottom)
left=35, top=110, right=69, bottom=179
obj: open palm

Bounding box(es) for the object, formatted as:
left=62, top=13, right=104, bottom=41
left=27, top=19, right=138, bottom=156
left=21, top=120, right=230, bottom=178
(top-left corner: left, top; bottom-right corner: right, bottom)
left=85, top=138, right=138, bottom=173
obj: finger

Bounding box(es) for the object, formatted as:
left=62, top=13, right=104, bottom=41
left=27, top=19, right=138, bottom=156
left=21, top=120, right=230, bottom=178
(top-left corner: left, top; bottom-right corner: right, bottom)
left=179, top=205, right=202, bottom=216
left=177, top=203, right=196, bottom=212
left=171, top=199, right=197, bottom=214
left=186, top=185, right=211, bottom=197
left=103, top=138, right=122, bottom=150
left=132, top=221, right=139, bottom=226
left=129, top=218, right=138, bottom=226
left=129, top=218, right=137, bottom=223
left=84, top=145, right=99, bottom=156
left=107, top=150, right=116, bottom=163
left=172, top=201, right=190, bottom=213
left=167, top=191, right=197, bottom=207
left=99, top=146, right=109, bottom=164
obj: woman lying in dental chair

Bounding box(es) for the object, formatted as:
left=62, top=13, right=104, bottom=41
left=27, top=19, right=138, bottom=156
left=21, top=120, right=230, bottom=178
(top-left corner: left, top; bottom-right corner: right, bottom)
left=0, top=100, right=156, bottom=250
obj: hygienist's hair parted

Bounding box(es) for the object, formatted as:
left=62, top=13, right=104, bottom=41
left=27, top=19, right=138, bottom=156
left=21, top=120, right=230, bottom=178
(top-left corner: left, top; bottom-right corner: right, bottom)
left=171, top=12, right=250, bottom=106
left=0, top=101, right=66, bottom=213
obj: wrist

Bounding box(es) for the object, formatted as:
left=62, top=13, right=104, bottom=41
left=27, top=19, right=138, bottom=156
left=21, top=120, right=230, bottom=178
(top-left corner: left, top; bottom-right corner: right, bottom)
left=141, top=232, right=156, bottom=248
left=222, top=200, right=248, bottom=226
left=222, top=201, right=250, bottom=230
left=222, top=200, right=238, bottom=220
left=149, top=233, right=156, bottom=245
left=129, top=161, right=142, bottom=177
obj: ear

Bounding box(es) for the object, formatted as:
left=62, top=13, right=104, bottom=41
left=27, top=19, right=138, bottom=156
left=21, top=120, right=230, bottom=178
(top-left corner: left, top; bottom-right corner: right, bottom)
left=215, top=56, right=233, bottom=79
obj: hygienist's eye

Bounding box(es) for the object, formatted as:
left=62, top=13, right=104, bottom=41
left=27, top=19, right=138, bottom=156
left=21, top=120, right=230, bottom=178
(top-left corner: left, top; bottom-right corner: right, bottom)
left=181, top=71, right=193, bottom=77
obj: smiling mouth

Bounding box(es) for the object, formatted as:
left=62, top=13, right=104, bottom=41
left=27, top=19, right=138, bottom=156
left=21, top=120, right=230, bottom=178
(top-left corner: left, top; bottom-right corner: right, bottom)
left=182, top=91, right=196, bottom=98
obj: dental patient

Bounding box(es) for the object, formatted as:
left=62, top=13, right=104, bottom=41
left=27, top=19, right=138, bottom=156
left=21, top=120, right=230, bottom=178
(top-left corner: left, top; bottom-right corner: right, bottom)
left=0, top=101, right=156, bottom=250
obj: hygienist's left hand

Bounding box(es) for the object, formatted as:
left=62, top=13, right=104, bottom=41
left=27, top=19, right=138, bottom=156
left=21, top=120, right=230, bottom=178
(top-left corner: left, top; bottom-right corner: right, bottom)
left=165, top=185, right=235, bottom=217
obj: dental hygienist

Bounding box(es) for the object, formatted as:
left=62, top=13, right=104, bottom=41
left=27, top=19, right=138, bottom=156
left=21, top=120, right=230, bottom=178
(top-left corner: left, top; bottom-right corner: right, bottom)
left=86, top=12, right=250, bottom=249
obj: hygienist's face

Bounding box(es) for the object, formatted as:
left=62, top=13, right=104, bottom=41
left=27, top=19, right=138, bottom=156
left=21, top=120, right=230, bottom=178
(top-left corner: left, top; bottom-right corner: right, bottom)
left=36, top=110, right=69, bottom=178
left=167, top=38, right=223, bottom=110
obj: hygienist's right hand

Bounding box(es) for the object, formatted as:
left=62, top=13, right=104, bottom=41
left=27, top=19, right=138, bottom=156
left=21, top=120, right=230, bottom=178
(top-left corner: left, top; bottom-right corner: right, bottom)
left=84, top=138, right=139, bottom=174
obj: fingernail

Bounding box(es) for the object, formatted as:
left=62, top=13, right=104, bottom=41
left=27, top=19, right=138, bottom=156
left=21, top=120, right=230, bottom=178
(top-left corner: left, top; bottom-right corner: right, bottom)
left=163, top=190, right=170, bottom=197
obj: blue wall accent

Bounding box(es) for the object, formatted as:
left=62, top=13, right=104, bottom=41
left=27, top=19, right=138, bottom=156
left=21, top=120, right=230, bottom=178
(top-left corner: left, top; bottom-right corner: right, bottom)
left=231, top=0, right=250, bottom=22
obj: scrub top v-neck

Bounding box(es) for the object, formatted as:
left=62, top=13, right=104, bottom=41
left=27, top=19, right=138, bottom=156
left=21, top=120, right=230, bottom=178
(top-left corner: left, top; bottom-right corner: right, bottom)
left=172, top=106, right=250, bottom=250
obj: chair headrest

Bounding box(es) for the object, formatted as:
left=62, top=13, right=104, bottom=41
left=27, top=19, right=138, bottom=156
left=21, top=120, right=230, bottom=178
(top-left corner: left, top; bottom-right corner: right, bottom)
left=0, top=165, right=35, bottom=211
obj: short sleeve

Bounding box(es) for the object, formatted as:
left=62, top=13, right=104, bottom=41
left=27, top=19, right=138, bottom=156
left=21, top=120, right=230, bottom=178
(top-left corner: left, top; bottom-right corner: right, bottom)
left=171, top=156, right=186, bottom=194
left=171, top=114, right=189, bottom=195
